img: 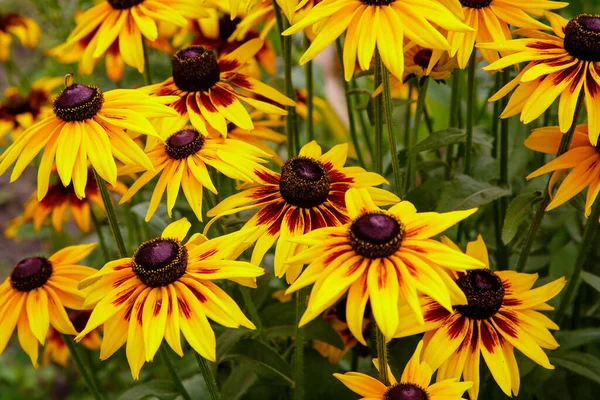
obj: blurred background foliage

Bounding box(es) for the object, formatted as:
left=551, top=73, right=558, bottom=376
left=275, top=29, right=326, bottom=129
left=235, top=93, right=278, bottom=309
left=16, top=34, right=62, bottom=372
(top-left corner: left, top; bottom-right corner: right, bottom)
left=1, top=0, right=600, bottom=399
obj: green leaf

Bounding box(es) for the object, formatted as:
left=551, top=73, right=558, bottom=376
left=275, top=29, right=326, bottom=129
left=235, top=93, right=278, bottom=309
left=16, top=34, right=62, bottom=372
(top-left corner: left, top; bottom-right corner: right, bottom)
left=409, top=128, right=465, bottom=154
left=550, top=351, right=600, bottom=385
left=556, top=328, right=600, bottom=351
left=581, top=271, right=600, bottom=294
left=116, top=380, right=179, bottom=400
left=502, top=192, right=542, bottom=244
left=221, top=338, right=294, bottom=385
left=216, top=328, right=253, bottom=361
left=220, top=365, right=258, bottom=400
left=437, top=175, right=511, bottom=212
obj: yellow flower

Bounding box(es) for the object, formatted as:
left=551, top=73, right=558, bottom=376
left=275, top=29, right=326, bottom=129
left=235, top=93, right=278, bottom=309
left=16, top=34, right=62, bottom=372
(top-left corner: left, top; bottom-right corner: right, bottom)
left=5, top=170, right=127, bottom=238
left=0, top=77, right=63, bottom=143
left=118, top=118, right=272, bottom=221
left=285, top=187, right=483, bottom=341
left=404, top=43, right=457, bottom=81
left=0, top=13, right=40, bottom=61
left=43, top=311, right=102, bottom=367
left=0, top=243, right=98, bottom=367
left=75, top=218, right=264, bottom=379
left=144, top=40, right=295, bottom=137
left=283, top=0, right=471, bottom=81
left=525, top=124, right=600, bottom=216
left=334, top=340, right=472, bottom=400
left=395, top=236, right=566, bottom=399
left=47, top=0, right=206, bottom=81
left=206, top=141, right=400, bottom=284
left=450, top=0, right=566, bottom=68
left=481, top=13, right=600, bottom=144
left=0, top=80, right=178, bottom=200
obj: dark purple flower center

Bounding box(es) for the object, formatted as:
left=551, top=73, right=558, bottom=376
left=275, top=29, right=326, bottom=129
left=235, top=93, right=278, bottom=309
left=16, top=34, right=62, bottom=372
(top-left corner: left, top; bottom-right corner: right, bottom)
left=386, top=384, right=429, bottom=400
left=459, top=0, right=492, bottom=8
left=172, top=46, right=221, bottom=92
left=455, top=269, right=505, bottom=320
left=349, top=212, right=405, bottom=258
left=132, top=238, right=188, bottom=287
left=413, top=49, right=433, bottom=69
left=53, top=83, right=103, bottom=122
left=107, top=0, right=145, bottom=9
left=10, top=257, right=53, bottom=292
left=564, top=14, right=600, bottom=62
left=166, top=129, right=205, bottom=159
left=279, top=157, right=331, bottom=208
left=359, top=0, right=395, bottom=5
left=219, top=16, right=241, bottom=41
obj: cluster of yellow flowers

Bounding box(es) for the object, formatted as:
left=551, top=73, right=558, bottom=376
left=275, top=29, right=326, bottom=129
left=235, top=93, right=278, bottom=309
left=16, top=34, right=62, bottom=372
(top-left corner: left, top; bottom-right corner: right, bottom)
left=0, top=0, right=598, bottom=399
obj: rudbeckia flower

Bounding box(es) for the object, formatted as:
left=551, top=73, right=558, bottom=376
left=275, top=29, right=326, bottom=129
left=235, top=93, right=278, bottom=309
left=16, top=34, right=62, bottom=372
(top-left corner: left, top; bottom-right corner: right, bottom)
left=47, top=0, right=205, bottom=81
left=5, top=170, right=127, bottom=238
left=144, top=40, right=295, bottom=137
left=206, top=141, right=400, bottom=283
left=75, top=218, right=264, bottom=379
left=449, top=0, right=567, bottom=68
left=334, top=340, right=472, bottom=400
left=43, top=311, right=102, bottom=367
left=404, top=44, right=456, bottom=81
left=285, top=187, right=484, bottom=341
left=0, top=13, right=40, bottom=61
left=395, top=236, right=566, bottom=399
left=525, top=124, right=600, bottom=216
left=481, top=13, right=600, bottom=144
left=0, top=77, right=63, bottom=142
left=283, top=0, right=471, bottom=81
left=0, top=243, right=98, bottom=367
left=0, top=80, right=178, bottom=200
left=118, top=118, right=271, bottom=221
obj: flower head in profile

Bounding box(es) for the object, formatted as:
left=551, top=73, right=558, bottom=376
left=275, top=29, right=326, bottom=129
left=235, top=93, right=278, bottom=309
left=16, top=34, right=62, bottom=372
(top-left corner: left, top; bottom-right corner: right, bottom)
left=449, top=0, right=566, bottom=68
left=0, top=13, right=40, bottom=61
left=145, top=40, right=295, bottom=137
left=0, top=243, right=97, bottom=367
left=395, top=236, right=566, bottom=399
left=0, top=77, right=64, bottom=142
left=283, top=0, right=471, bottom=81
left=285, top=188, right=484, bottom=342
left=404, top=44, right=456, bottom=81
left=43, top=311, right=102, bottom=367
left=0, top=78, right=178, bottom=200
left=334, top=340, right=472, bottom=400
left=5, top=170, right=127, bottom=238
left=118, top=118, right=271, bottom=221
left=75, top=218, right=263, bottom=379
left=525, top=124, right=600, bottom=216
left=206, top=141, right=400, bottom=284
left=481, top=13, right=600, bottom=144
left=47, top=0, right=206, bottom=81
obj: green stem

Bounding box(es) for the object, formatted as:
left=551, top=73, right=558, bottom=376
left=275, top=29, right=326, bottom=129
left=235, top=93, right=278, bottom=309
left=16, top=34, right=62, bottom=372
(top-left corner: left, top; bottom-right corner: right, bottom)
left=61, top=334, right=105, bottom=400
left=90, top=209, right=110, bottom=261
left=380, top=60, right=403, bottom=198
left=496, top=69, right=510, bottom=269
left=405, top=78, right=429, bottom=193
left=374, top=51, right=384, bottom=175
left=464, top=51, right=477, bottom=175
left=375, top=325, right=389, bottom=386
left=516, top=93, right=585, bottom=272
left=305, top=36, right=314, bottom=143
left=336, top=38, right=366, bottom=168
left=93, top=169, right=127, bottom=258
left=142, top=39, right=152, bottom=85
left=351, top=80, right=374, bottom=162
left=160, top=347, right=192, bottom=400
left=294, top=288, right=308, bottom=400
left=555, top=198, right=600, bottom=325
left=194, top=351, right=221, bottom=400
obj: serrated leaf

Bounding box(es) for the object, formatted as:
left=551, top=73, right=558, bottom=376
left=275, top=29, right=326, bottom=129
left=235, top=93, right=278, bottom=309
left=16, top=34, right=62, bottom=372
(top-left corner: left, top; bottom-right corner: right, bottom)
left=409, top=128, right=465, bottom=154
left=222, top=338, right=294, bottom=385
left=502, top=192, right=542, bottom=244
left=116, top=380, right=178, bottom=400
left=556, top=328, right=600, bottom=351
left=551, top=351, right=600, bottom=385
left=581, top=271, right=600, bottom=294
left=437, top=175, right=511, bottom=212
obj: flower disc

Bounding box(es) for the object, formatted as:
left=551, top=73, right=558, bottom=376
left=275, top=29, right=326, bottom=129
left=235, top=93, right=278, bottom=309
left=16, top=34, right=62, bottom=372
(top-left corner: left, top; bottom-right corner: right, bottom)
left=132, top=238, right=188, bottom=287
left=564, top=14, right=600, bottom=62
left=455, top=269, right=505, bottom=319
left=172, top=46, right=221, bottom=92
left=10, top=257, right=53, bottom=292
left=279, top=157, right=331, bottom=208
left=386, top=384, right=430, bottom=400
left=53, top=84, right=103, bottom=122
left=349, top=212, right=405, bottom=258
